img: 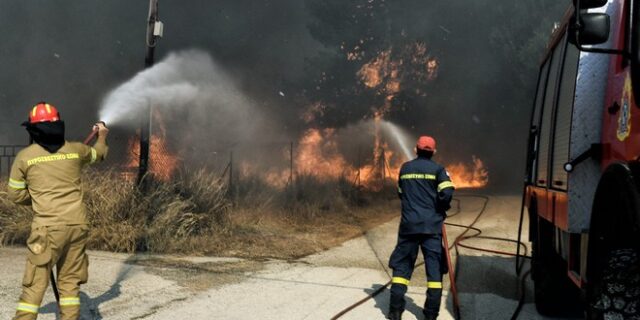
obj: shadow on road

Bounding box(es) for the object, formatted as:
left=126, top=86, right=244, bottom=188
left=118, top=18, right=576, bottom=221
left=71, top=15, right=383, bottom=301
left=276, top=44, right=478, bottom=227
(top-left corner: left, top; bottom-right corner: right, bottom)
left=366, top=284, right=426, bottom=320
left=445, top=254, right=533, bottom=318
left=453, top=255, right=531, bottom=299
left=360, top=254, right=534, bottom=319
left=39, top=255, right=137, bottom=320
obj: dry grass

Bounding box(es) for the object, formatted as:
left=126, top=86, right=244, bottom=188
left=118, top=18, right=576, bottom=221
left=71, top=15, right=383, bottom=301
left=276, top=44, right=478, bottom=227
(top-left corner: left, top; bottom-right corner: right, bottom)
left=0, top=186, right=33, bottom=246
left=0, top=169, right=399, bottom=259
left=83, top=170, right=145, bottom=252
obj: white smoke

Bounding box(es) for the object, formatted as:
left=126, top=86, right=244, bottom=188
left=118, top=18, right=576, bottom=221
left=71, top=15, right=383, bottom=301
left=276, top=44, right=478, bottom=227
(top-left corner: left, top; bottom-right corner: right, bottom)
left=99, top=49, right=255, bottom=128
left=97, top=49, right=417, bottom=171
left=98, top=49, right=279, bottom=168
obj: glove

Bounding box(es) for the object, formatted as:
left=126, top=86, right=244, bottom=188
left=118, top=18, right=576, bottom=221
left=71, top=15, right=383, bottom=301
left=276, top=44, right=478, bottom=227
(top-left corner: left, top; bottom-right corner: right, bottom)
left=94, top=122, right=109, bottom=137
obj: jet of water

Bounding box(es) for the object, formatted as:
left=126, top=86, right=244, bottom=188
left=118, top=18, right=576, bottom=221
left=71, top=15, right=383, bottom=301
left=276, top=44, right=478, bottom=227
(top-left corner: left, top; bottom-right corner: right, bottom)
left=98, top=49, right=253, bottom=127
left=380, top=120, right=414, bottom=161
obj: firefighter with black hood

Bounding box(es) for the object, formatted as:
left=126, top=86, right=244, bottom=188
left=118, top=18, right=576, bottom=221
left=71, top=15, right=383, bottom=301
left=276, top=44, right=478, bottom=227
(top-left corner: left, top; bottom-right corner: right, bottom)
left=8, top=102, right=108, bottom=320
left=388, top=135, right=454, bottom=320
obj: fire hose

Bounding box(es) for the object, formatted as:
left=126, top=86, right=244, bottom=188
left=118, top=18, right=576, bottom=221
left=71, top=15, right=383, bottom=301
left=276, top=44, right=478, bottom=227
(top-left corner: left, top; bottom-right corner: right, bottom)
left=330, top=195, right=533, bottom=320
left=83, top=121, right=105, bottom=145
left=49, top=123, right=105, bottom=306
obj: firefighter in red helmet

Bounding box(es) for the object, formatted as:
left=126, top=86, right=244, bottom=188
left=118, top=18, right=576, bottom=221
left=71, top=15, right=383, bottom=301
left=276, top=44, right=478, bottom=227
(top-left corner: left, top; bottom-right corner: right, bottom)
left=387, top=135, right=454, bottom=320
left=8, top=102, right=108, bottom=320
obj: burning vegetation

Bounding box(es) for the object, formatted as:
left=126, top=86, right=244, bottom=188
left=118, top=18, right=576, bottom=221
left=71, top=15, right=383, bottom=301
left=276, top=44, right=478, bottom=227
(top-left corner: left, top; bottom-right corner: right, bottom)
left=447, top=156, right=489, bottom=189
left=356, top=43, right=439, bottom=117
left=90, top=2, right=492, bottom=241
left=239, top=40, right=487, bottom=191
left=236, top=122, right=488, bottom=191
left=126, top=112, right=179, bottom=182
left=0, top=0, right=571, bottom=261
left=126, top=135, right=178, bottom=182
left=117, top=42, right=488, bottom=190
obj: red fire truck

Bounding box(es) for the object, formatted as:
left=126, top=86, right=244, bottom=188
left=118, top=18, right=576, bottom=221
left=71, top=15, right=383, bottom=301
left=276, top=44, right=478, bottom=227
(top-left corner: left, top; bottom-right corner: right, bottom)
left=525, top=0, right=640, bottom=318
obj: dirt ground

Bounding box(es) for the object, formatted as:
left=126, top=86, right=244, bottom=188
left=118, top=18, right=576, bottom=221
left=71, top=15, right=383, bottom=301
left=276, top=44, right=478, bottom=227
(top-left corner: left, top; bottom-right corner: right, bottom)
left=0, top=195, right=581, bottom=319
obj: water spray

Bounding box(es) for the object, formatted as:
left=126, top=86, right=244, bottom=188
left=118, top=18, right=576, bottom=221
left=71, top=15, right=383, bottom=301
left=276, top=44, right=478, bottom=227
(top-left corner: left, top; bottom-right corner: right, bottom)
left=380, top=120, right=414, bottom=161
left=99, top=50, right=243, bottom=129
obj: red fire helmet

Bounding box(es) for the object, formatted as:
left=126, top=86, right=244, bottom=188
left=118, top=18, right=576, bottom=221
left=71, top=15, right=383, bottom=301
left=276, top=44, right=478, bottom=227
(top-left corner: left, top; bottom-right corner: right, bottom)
left=29, top=102, right=61, bottom=123
left=416, top=135, right=436, bottom=151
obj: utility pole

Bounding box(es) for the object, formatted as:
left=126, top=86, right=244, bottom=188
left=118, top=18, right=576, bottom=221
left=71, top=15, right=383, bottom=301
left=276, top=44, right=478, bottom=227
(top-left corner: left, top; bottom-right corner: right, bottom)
left=229, top=151, right=233, bottom=201
left=379, top=146, right=386, bottom=190
left=354, top=147, right=361, bottom=189
left=138, top=0, right=164, bottom=185
left=289, top=142, right=294, bottom=186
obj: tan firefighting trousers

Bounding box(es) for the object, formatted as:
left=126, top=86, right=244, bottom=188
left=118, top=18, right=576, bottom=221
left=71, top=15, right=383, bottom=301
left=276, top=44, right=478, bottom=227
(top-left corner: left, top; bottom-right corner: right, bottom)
left=14, top=225, right=89, bottom=320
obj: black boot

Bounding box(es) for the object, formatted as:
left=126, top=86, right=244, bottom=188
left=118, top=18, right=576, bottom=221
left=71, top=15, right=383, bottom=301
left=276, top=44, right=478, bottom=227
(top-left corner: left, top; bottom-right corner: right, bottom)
left=423, top=313, right=438, bottom=320
left=387, top=309, right=403, bottom=320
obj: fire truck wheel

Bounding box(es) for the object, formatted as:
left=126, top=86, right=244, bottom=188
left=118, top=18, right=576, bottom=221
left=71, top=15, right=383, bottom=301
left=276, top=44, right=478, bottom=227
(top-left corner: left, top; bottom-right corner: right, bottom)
left=587, top=248, right=640, bottom=320
left=587, top=163, right=640, bottom=319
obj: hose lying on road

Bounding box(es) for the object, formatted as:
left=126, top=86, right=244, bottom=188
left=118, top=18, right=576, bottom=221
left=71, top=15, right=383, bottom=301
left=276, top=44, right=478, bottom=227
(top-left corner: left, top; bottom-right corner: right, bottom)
left=330, top=195, right=533, bottom=320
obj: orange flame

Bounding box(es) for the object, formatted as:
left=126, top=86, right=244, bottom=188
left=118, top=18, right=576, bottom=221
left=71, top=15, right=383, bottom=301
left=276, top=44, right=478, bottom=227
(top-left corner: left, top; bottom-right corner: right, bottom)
left=301, top=102, right=327, bottom=124
left=240, top=127, right=398, bottom=190
left=358, top=49, right=393, bottom=89
left=126, top=135, right=178, bottom=182
left=445, top=156, right=489, bottom=189
left=125, top=112, right=179, bottom=182
left=240, top=125, right=488, bottom=191
left=227, top=39, right=480, bottom=191
left=355, top=43, right=438, bottom=119
left=295, top=128, right=350, bottom=179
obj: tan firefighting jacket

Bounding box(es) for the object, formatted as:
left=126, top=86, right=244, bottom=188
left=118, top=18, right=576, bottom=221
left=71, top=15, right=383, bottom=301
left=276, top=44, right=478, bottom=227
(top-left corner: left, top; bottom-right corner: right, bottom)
left=7, top=139, right=107, bottom=228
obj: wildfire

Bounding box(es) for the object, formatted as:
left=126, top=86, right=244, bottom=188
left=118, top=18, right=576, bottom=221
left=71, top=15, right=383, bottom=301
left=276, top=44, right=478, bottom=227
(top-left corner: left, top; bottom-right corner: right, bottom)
left=354, top=42, right=439, bottom=119
left=125, top=111, right=179, bottom=182
left=242, top=127, right=399, bottom=190
left=426, top=58, right=439, bottom=80
left=126, top=135, right=179, bottom=182
left=241, top=124, right=488, bottom=191
left=357, top=43, right=439, bottom=92
left=301, top=102, right=327, bottom=124
left=295, top=128, right=350, bottom=179
left=292, top=125, right=405, bottom=190
left=112, top=36, right=481, bottom=191
left=358, top=49, right=394, bottom=89
left=446, top=156, right=489, bottom=189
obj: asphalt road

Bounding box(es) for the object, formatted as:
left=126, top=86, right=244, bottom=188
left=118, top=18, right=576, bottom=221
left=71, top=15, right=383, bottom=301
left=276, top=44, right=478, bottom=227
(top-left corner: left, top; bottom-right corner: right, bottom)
left=0, top=195, right=577, bottom=319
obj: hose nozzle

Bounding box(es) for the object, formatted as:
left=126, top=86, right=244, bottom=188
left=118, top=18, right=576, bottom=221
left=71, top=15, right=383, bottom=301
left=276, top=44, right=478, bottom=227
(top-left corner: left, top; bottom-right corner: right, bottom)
left=83, top=121, right=107, bottom=145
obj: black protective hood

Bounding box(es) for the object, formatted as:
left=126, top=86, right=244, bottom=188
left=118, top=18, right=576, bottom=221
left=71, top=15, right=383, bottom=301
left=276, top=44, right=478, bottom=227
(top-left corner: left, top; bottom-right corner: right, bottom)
left=23, top=121, right=66, bottom=153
